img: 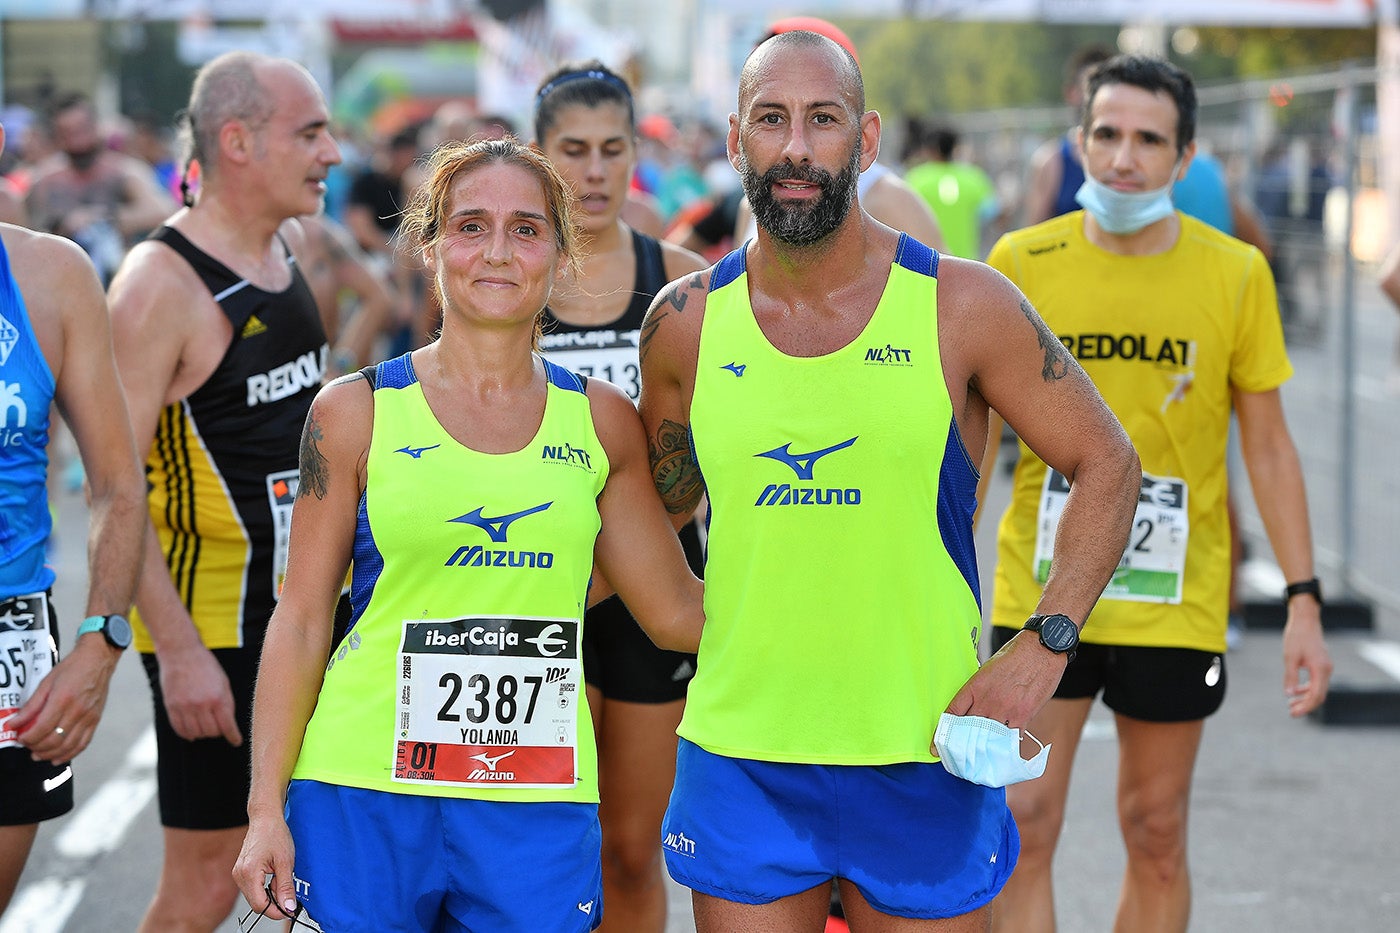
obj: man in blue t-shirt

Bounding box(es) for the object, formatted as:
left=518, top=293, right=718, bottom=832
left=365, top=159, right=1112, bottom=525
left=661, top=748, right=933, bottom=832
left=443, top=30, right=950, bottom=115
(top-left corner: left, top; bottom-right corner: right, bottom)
left=0, top=121, right=145, bottom=913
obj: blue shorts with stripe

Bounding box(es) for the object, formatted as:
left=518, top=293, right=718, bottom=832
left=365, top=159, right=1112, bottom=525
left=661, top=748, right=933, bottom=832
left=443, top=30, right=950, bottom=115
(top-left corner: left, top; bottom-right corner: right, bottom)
left=662, top=738, right=1018, bottom=919
left=285, top=780, right=603, bottom=932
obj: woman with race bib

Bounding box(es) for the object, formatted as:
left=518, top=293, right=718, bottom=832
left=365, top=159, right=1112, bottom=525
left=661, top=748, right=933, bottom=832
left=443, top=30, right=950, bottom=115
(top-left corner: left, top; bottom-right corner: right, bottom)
left=232, top=138, right=704, bottom=933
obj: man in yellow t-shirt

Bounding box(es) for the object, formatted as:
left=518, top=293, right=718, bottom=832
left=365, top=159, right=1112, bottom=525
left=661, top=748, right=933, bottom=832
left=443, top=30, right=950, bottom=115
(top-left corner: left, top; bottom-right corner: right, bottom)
left=982, top=55, right=1332, bottom=933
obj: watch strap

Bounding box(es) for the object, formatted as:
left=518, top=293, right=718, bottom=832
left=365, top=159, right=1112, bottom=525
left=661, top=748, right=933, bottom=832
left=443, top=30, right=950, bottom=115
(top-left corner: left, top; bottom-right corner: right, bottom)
left=1284, top=578, right=1323, bottom=606
left=77, top=615, right=106, bottom=637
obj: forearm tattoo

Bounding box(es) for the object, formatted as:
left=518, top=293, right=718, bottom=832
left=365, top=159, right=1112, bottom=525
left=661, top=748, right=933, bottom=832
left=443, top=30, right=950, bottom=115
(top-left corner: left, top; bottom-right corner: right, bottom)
left=649, top=418, right=704, bottom=515
left=298, top=410, right=330, bottom=500
left=1020, top=298, right=1072, bottom=382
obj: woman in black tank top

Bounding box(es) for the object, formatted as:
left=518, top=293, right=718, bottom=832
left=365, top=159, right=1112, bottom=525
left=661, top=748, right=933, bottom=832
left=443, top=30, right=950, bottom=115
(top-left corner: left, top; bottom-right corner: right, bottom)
left=534, top=61, right=708, bottom=933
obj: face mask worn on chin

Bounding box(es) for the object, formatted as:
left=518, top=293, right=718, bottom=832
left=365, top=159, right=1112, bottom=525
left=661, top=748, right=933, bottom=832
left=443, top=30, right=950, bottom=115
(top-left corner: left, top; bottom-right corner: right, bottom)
left=1074, top=159, right=1183, bottom=235
left=934, top=712, right=1051, bottom=788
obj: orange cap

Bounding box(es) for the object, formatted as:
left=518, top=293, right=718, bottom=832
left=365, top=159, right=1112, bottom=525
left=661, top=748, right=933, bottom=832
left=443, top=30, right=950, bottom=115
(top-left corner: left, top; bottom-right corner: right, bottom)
left=766, top=16, right=859, bottom=66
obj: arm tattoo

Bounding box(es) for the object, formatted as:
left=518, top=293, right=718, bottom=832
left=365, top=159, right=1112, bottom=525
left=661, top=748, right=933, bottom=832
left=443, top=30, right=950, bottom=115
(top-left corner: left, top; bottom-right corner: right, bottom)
left=297, top=410, right=331, bottom=500
left=639, top=272, right=704, bottom=360
left=648, top=418, right=704, bottom=515
left=1020, top=298, right=1072, bottom=382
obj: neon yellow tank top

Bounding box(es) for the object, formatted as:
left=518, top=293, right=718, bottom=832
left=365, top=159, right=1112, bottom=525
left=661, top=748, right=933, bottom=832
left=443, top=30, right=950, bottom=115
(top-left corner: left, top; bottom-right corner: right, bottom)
left=683, top=236, right=983, bottom=765
left=293, top=353, right=607, bottom=802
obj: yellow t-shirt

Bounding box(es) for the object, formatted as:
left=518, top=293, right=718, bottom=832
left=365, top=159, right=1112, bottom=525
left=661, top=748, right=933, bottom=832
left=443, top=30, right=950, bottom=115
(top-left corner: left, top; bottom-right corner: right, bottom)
left=987, top=211, right=1292, bottom=652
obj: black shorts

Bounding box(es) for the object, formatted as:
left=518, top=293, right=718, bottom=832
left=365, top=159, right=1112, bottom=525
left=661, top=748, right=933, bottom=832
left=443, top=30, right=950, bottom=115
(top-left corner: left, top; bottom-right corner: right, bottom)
left=141, top=642, right=258, bottom=830
left=583, top=521, right=703, bottom=704
left=990, top=626, right=1226, bottom=722
left=1, top=594, right=74, bottom=826
left=141, top=596, right=353, bottom=830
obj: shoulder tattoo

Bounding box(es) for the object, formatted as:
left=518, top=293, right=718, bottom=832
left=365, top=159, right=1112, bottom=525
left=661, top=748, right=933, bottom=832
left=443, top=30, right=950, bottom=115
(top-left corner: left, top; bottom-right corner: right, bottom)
left=648, top=418, right=704, bottom=515
left=298, top=408, right=331, bottom=500
left=640, top=271, right=706, bottom=360
left=1020, top=297, right=1072, bottom=382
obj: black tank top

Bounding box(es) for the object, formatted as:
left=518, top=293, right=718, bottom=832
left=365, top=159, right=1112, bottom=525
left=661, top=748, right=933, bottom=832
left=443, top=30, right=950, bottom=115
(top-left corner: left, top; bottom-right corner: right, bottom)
left=538, top=229, right=667, bottom=402
left=139, top=226, right=328, bottom=647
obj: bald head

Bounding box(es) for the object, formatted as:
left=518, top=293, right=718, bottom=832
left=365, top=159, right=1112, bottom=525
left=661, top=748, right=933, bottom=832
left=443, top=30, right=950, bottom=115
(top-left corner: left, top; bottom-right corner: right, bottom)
left=183, top=52, right=314, bottom=174
left=740, top=30, right=865, bottom=117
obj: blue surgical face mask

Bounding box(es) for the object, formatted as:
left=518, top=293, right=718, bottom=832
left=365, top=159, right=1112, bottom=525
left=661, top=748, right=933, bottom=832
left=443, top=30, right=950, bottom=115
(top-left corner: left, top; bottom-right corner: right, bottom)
left=1074, top=158, right=1183, bottom=235
left=934, top=713, right=1050, bottom=788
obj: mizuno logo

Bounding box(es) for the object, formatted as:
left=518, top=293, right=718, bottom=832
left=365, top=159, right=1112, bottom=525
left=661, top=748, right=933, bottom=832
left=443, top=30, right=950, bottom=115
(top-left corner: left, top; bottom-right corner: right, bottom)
left=754, top=484, right=861, bottom=507
left=396, top=443, right=441, bottom=459
left=449, top=502, right=553, bottom=543
left=470, top=750, right=516, bottom=771
left=721, top=362, right=746, bottom=377
left=756, top=437, right=857, bottom=480
left=578, top=901, right=594, bottom=914
left=524, top=623, right=569, bottom=657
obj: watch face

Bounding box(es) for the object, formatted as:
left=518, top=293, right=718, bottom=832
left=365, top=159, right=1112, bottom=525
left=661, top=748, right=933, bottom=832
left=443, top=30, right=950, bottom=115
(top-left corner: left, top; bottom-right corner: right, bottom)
left=1038, top=614, right=1078, bottom=653
left=106, top=614, right=133, bottom=649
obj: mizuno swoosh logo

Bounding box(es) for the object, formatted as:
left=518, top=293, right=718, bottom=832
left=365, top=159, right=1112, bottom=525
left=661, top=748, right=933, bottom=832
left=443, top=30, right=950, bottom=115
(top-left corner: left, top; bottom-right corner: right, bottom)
left=449, top=502, right=553, bottom=543
left=756, top=436, right=858, bottom=480
left=470, top=750, right=515, bottom=770
left=396, top=444, right=441, bottom=458
left=721, top=362, right=746, bottom=377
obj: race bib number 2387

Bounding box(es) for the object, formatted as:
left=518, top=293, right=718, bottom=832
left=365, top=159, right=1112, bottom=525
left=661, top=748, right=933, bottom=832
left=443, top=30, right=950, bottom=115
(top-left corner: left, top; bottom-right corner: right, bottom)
left=393, top=617, right=582, bottom=789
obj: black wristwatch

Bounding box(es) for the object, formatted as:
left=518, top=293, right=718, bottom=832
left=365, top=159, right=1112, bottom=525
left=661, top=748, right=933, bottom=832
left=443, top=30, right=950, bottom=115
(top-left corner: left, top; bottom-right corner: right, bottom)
left=77, top=613, right=133, bottom=651
left=1023, top=613, right=1079, bottom=662
left=1284, top=578, right=1323, bottom=607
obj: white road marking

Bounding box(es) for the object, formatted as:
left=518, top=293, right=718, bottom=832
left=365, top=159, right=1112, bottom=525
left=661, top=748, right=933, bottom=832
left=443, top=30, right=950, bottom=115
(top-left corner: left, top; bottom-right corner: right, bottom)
left=53, top=775, right=157, bottom=859
left=1082, top=719, right=1116, bottom=741
left=0, top=878, right=84, bottom=933
left=1240, top=559, right=1287, bottom=599
left=2, top=726, right=158, bottom=931
left=1358, top=641, right=1400, bottom=683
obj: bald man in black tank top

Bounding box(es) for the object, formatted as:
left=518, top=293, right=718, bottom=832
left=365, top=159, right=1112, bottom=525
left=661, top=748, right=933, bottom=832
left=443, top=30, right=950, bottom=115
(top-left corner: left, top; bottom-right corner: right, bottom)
left=107, top=51, right=342, bottom=933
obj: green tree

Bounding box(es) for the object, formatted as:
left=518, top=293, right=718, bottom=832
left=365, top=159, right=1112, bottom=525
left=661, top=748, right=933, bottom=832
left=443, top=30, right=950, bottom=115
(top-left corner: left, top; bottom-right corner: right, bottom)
left=834, top=18, right=1117, bottom=117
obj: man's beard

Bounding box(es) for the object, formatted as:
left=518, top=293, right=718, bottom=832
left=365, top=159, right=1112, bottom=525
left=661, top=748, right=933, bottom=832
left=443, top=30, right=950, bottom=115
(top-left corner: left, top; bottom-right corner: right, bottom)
left=740, top=139, right=861, bottom=248
left=67, top=147, right=101, bottom=172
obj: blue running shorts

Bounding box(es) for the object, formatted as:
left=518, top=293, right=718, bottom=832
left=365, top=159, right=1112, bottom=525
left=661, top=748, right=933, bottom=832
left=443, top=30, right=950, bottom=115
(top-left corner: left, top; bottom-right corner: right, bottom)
left=285, top=780, right=603, bottom=932
left=662, top=738, right=1018, bottom=920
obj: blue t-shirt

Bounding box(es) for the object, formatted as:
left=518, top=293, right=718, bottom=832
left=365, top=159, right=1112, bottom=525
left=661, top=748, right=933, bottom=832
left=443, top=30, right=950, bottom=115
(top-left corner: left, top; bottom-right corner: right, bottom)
left=0, top=234, right=56, bottom=597
left=1172, top=152, right=1234, bottom=235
